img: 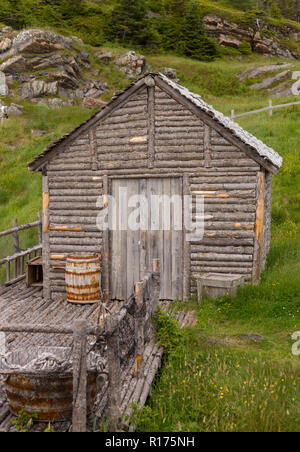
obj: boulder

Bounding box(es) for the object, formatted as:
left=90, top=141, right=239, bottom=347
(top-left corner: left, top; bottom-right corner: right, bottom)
left=162, top=67, right=178, bottom=81
left=47, top=71, right=79, bottom=90
left=251, top=70, right=292, bottom=90
left=238, top=63, right=292, bottom=81
left=21, top=80, right=59, bottom=99
left=0, top=38, right=12, bottom=53
left=96, top=52, right=114, bottom=62
left=254, top=42, right=272, bottom=55
left=219, top=34, right=241, bottom=49
left=116, top=51, right=146, bottom=78
left=0, top=71, right=8, bottom=96
left=0, top=105, right=8, bottom=121
left=7, top=103, right=23, bottom=116
left=12, top=29, right=73, bottom=55
left=31, top=129, right=46, bottom=137
left=83, top=97, right=107, bottom=109
left=0, top=55, right=28, bottom=73
left=47, top=98, right=73, bottom=109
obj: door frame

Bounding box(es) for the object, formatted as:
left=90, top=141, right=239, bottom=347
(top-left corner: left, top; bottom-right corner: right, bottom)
left=103, top=174, right=191, bottom=302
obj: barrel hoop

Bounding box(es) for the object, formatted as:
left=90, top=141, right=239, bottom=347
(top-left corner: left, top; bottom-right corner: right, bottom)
left=65, top=270, right=101, bottom=277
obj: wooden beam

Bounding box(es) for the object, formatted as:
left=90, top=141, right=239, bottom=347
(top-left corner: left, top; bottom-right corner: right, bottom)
left=183, top=174, right=191, bottom=301
left=72, top=320, right=88, bottom=433
left=252, top=171, right=265, bottom=283
left=147, top=85, right=155, bottom=168
left=42, top=175, right=51, bottom=300
left=103, top=175, right=110, bottom=303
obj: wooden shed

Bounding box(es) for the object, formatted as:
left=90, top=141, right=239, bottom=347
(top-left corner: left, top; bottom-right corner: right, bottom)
left=28, top=73, right=283, bottom=302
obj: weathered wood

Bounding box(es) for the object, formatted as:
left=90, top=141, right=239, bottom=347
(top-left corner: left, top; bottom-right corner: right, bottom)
left=106, top=315, right=121, bottom=432
left=183, top=174, right=191, bottom=301
left=0, top=220, right=41, bottom=239
left=154, top=76, right=279, bottom=174
left=72, top=320, right=88, bottom=433
left=252, top=171, right=265, bottom=283
left=148, top=86, right=155, bottom=168
left=42, top=175, right=51, bottom=300
left=197, top=279, right=203, bottom=305
left=134, top=282, right=145, bottom=378
left=103, top=175, right=110, bottom=303
left=204, top=125, right=211, bottom=168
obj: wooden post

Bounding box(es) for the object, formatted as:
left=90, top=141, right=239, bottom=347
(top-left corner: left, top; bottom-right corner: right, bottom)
left=103, top=175, right=110, bottom=303
left=146, top=77, right=155, bottom=169
left=72, top=320, right=88, bottom=433
left=183, top=174, right=191, bottom=301
left=134, top=282, right=145, bottom=379
left=152, top=259, right=161, bottom=312
left=197, top=278, right=203, bottom=306
left=231, top=109, right=235, bottom=119
left=252, top=171, right=265, bottom=284
left=6, top=261, right=10, bottom=284
left=42, top=175, right=51, bottom=300
left=106, top=315, right=121, bottom=432
left=12, top=219, right=20, bottom=278
left=269, top=99, right=273, bottom=117
left=37, top=212, right=42, bottom=245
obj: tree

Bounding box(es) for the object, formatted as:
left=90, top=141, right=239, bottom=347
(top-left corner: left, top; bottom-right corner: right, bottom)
left=108, top=0, right=153, bottom=46
left=178, top=1, right=218, bottom=61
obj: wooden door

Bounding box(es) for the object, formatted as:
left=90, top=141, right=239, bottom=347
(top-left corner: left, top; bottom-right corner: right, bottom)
left=110, top=178, right=183, bottom=300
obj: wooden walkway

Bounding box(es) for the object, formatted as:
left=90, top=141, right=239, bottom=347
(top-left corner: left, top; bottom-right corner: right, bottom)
left=0, top=281, right=196, bottom=432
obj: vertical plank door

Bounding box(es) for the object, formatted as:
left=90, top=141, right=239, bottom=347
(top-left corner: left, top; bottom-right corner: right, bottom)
left=110, top=178, right=183, bottom=300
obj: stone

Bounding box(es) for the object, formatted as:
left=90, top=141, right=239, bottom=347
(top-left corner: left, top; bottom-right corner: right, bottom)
left=83, top=97, right=107, bottom=109
left=12, top=29, right=73, bottom=55
left=47, top=71, right=79, bottom=89
left=238, top=63, right=292, bottom=81
left=97, top=52, right=114, bottom=62
left=0, top=38, right=12, bottom=53
left=0, top=55, right=28, bottom=73
left=21, top=80, right=59, bottom=99
left=254, top=42, right=272, bottom=55
left=0, top=105, right=8, bottom=121
left=7, top=103, right=23, bottom=116
left=162, top=67, right=178, bottom=81
left=116, top=51, right=146, bottom=78
left=219, top=34, right=241, bottom=49
left=241, top=334, right=264, bottom=342
left=251, top=70, right=292, bottom=90
left=80, top=51, right=90, bottom=63
left=31, top=129, right=46, bottom=137
left=48, top=98, right=73, bottom=109
left=0, top=71, right=8, bottom=96
left=0, top=26, right=13, bottom=35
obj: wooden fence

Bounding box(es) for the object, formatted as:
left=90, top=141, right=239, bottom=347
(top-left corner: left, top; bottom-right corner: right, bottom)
left=231, top=100, right=300, bottom=120
left=0, top=214, right=42, bottom=285
left=0, top=258, right=161, bottom=432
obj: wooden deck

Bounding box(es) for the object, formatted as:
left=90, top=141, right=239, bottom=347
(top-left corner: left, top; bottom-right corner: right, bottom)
left=0, top=281, right=196, bottom=432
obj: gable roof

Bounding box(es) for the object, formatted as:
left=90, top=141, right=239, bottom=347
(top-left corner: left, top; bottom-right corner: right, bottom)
left=28, top=72, right=283, bottom=173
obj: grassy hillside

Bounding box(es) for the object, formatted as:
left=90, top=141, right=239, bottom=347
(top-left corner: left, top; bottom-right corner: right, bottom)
left=1, top=49, right=300, bottom=431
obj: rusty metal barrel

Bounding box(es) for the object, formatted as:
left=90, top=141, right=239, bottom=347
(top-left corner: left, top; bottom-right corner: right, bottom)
left=1, top=347, right=98, bottom=422
left=65, top=254, right=101, bottom=304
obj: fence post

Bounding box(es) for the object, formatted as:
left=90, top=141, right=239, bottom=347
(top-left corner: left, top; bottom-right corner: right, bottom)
left=152, top=259, right=161, bottom=312
left=231, top=109, right=235, bottom=119
left=106, top=314, right=121, bottom=432
left=269, top=99, right=273, bottom=117
left=134, top=281, right=145, bottom=379
left=37, top=212, right=43, bottom=245
left=72, top=320, right=88, bottom=433
left=12, top=219, right=20, bottom=277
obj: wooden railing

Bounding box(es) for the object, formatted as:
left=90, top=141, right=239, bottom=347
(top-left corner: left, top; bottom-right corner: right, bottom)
left=0, top=259, right=161, bottom=432
left=231, top=100, right=300, bottom=120
left=0, top=214, right=42, bottom=286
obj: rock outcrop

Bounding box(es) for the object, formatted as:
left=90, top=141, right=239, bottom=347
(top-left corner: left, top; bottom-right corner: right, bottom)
left=116, top=51, right=146, bottom=78
left=0, top=26, right=109, bottom=108
left=204, top=14, right=299, bottom=59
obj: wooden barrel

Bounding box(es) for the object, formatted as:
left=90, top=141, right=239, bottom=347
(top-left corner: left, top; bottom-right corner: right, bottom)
left=65, top=254, right=101, bottom=304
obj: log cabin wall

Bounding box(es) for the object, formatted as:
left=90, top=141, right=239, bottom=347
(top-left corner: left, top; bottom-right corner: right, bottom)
left=43, top=83, right=264, bottom=300
left=46, top=132, right=103, bottom=300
